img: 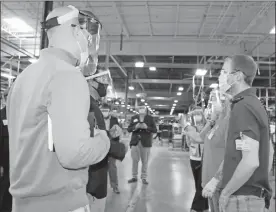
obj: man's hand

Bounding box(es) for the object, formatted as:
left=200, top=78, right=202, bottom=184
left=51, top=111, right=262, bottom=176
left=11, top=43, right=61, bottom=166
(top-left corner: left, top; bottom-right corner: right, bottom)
left=219, top=190, right=230, bottom=212
left=140, top=123, right=148, bottom=129
left=134, top=123, right=141, bottom=130
left=202, top=177, right=219, bottom=198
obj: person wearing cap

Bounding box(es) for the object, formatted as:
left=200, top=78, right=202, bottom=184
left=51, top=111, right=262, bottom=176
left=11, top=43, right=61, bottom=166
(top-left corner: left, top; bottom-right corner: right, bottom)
left=127, top=105, right=157, bottom=185
left=203, top=55, right=271, bottom=212
left=6, top=6, right=111, bottom=212
left=100, top=104, right=123, bottom=194
left=85, top=67, right=126, bottom=212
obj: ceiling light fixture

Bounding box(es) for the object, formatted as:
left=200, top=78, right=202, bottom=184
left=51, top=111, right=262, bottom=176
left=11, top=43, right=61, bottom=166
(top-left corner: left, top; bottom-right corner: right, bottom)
left=195, top=69, right=207, bottom=76
left=128, top=85, right=134, bottom=90
left=149, top=67, right=156, bottom=71
left=173, top=104, right=176, bottom=106
left=209, top=83, right=219, bottom=88
left=4, top=18, right=34, bottom=32
left=1, top=72, right=15, bottom=79
left=270, top=26, right=275, bottom=34
left=145, top=103, right=148, bottom=105
left=29, top=58, right=38, bottom=63
left=141, top=99, right=145, bottom=102
left=135, top=61, right=144, bottom=68
left=174, top=100, right=178, bottom=103
left=178, top=86, right=184, bottom=91
left=177, top=92, right=182, bottom=96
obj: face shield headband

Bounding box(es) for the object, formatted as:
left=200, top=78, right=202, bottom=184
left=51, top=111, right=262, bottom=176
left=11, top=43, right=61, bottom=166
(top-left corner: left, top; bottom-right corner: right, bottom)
left=41, top=5, right=102, bottom=57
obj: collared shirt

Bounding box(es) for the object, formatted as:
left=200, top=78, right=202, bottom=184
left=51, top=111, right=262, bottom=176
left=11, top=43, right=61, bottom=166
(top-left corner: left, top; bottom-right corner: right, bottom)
left=221, top=88, right=271, bottom=196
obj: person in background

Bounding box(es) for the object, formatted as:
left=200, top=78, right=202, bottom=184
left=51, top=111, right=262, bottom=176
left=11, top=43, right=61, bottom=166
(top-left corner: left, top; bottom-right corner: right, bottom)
left=127, top=105, right=157, bottom=185
left=0, top=88, right=12, bottom=212
left=203, top=55, right=272, bottom=212
left=86, top=67, right=126, bottom=212
left=6, top=6, right=111, bottom=212
left=184, top=110, right=209, bottom=212
left=100, top=104, right=123, bottom=194
left=185, top=91, right=231, bottom=212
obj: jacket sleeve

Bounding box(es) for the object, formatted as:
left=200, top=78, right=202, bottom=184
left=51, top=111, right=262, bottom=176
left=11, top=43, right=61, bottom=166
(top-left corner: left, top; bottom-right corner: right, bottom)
left=48, top=72, right=110, bottom=169
left=127, top=116, right=137, bottom=132
left=147, top=116, right=157, bottom=133
left=108, top=141, right=126, bottom=161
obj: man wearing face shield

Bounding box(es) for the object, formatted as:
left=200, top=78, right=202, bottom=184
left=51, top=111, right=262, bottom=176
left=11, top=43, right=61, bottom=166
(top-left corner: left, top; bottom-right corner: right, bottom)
left=206, top=55, right=271, bottom=212
left=5, top=6, right=111, bottom=212
left=86, top=67, right=126, bottom=212
left=127, top=105, right=157, bottom=185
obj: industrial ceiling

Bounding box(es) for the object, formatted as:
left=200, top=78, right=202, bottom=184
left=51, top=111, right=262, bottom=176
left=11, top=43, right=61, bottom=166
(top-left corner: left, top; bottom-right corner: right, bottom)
left=1, top=1, right=276, bottom=115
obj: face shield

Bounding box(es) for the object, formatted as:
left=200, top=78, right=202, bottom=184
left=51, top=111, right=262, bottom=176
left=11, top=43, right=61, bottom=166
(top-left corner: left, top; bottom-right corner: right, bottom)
left=41, top=6, right=102, bottom=72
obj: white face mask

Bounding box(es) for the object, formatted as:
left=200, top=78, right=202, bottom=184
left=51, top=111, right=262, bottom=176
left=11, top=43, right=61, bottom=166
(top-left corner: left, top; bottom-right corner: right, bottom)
left=219, top=73, right=236, bottom=95
left=102, top=112, right=110, bottom=118
left=138, top=109, right=146, bottom=114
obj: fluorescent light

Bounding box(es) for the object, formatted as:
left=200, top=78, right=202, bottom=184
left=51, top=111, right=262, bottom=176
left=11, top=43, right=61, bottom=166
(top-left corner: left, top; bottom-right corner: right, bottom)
left=122, top=105, right=125, bottom=107
left=270, top=26, right=275, bottom=34
left=120, top=112, right=123, bottom=114
left=149, top=67, right=156, bottom=71
left=173, top=104, right=176, bottom=106
left=209, top=83, right=219, bottom=88
left=1, top=72, right=15, bottom=79
left=4, top=18, right=34, bottom=32
left=174, top=100, right=178, bottom=103
left=115, top=101, right=119, bottom=105
left=178, top=86, right=184, bottom=91
left=121, top=102, right=125, bottom=105
left=128, top=105, right=131, bottom=107
left=141, top=99, right=145, bottom=102
left=135, top=61, right=144, bottom=68
left=177, top=92, right=182, bottom=96
left=195, top=69, right=207, bottom=76
left=145, top=103, right=148, bottom=105
left=128, top=85, right=134, bottom=90
left=29, top=58, right=38, bottom=63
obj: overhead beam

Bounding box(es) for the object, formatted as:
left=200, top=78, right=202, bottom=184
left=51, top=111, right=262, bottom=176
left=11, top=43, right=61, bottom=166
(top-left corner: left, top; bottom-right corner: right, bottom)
left=131, top=78, right=214, bottom=85
left=174, top=3, right=180, bottom=37
left=112, top=2, right=130, bottom=38
left=99, top=62, right=275, bottom=71
left=235, top=2, right=273, bottom=44
left=97, top=39, right=274, bottom=57
left=145, top=2, right=153, bottom=36
left=209, top=59, right=275, bottom=65
left=198, top=2, right=212, bottom=37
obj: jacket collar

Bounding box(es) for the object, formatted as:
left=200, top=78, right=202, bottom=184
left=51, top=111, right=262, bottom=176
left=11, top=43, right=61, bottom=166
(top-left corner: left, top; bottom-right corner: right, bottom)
left=231, top=88, right=256, bottom=104
left=40, top=48, right=78, bottom=66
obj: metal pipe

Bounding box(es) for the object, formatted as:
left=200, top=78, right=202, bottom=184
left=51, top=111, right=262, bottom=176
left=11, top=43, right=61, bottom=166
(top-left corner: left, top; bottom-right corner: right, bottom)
left=266, top=88, right=268, bottom=109
left=124, top=71, right=129, bottom=119
left=110, top=55, right=127, bottom=77
left=40, top=1, right=53, bottom=50
left=105, top=41, right=111, bottom=70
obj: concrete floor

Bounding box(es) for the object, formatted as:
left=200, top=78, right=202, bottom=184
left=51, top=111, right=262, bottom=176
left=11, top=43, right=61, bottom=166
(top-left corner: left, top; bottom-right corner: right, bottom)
left=105, top=140, right=276, bottom=212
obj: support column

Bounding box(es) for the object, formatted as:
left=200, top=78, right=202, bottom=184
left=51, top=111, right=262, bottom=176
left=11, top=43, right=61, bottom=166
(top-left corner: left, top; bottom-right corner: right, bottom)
left=124, top=71, right=129, bottom=120
left=40, top=1, right=53, bottom=50
left=266, top=88, right=268, bottom=109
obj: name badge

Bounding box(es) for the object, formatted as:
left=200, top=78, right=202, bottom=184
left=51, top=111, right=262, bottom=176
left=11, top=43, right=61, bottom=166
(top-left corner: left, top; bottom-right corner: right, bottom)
left=235, top=139, right=250, bottom=151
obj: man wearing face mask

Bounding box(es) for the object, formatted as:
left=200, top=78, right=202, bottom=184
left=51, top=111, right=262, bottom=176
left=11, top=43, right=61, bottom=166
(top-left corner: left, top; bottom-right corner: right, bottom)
left=100, top=104, right=123, bottom=194
left=86, top=67, right=126, bottom=212
left=5, top=6, right=111, bottom=212
left=207, top=55, right=271, bottom=212
left=127, top=105, right=157, bottom=185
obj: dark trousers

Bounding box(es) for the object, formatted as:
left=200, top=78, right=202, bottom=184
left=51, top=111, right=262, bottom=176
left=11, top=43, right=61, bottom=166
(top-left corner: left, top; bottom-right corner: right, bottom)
left=190, top=160, right=209, bottom=211
left=0, top=166, right=12, bottom=211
